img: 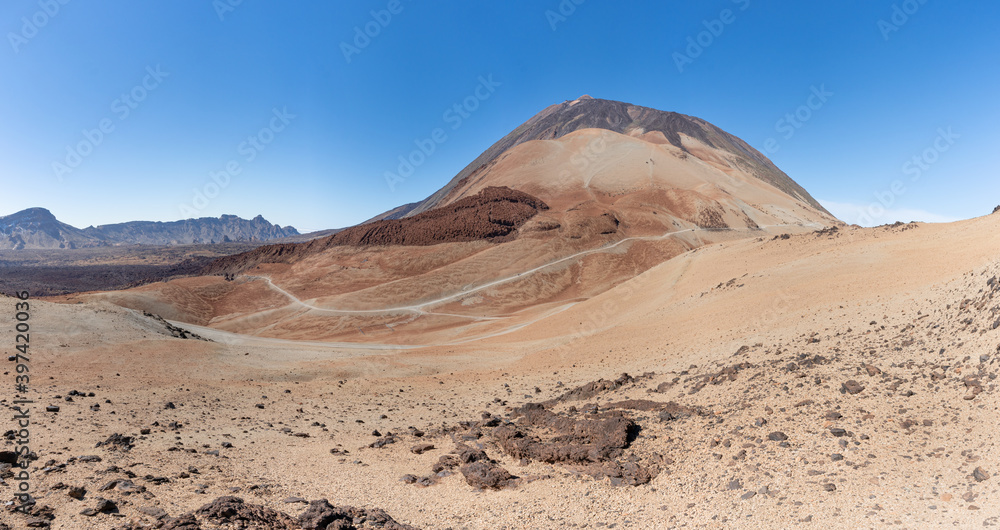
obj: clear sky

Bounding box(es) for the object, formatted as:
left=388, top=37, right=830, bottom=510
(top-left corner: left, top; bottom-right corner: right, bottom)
left=2, top=1, right=998, bottom=231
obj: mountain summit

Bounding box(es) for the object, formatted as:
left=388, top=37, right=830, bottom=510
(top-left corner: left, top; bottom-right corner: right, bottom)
left=395, top=96, right=832, bottom=220
left=0, top=207, right=97, bottom=249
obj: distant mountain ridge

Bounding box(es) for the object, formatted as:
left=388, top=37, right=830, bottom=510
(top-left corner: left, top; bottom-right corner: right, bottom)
left=0, top=208, right=298, bottom=249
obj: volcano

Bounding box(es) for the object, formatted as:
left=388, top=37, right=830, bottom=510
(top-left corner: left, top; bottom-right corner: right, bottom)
left=73, top=96, right=839, bottom=345
left=390, top=95, right=831, bottom=220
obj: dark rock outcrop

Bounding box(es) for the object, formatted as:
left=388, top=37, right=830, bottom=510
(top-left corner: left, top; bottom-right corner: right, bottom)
left=202, top=186, right=548, bottom=275
left=299, top=499, right=419, bottom=530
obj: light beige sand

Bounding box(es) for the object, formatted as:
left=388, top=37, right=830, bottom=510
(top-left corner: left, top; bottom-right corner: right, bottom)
left=4, top=213, right=1000, bottom=528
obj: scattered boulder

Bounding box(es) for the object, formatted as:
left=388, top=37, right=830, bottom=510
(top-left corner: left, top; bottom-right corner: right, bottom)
left=160, top=514, right=201, bottom=529
left=460, top=459, right=517, bottom=490
left=841, top=380, right=865, bottom=395
left=410, top=444, right=435, bottom=455
left=193, top=496, right=297, bottom=529
left=548, top=373, right=638, bottom=402
left=298, top=498, right=419, bottom=530
left=964, top=376, right=983, bottom=400
left=489, top=402, right=658, bottom=486
left=96, top=433, right=134, bottom=452
left=138, top=506, right=169, bottom=519
left=369, top=436, right=397, bottom=449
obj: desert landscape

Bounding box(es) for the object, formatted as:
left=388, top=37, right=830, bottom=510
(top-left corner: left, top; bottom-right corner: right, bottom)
left=4, top=95, right=1000, bottom=529
left=5, top=3, right=997, bottom=528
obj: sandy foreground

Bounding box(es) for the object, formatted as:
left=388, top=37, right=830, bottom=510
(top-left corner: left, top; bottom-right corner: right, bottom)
left=3, top=216, right=1000, bottom=529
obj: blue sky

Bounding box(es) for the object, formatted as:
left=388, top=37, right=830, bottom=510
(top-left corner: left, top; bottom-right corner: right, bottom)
left=2, top=1, right=998, bottom=231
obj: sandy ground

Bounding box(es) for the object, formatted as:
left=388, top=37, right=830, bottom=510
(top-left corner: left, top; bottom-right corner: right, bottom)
left=3, top=215, right=1000, bottom=529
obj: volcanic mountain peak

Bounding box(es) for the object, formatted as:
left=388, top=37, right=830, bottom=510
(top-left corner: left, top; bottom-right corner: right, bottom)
left=400, top=96, right=831, bottom=220
left=91, top=96, right=838, bottom=345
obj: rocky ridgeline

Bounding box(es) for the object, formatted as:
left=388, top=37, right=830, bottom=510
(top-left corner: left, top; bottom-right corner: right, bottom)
left=142, top=311, right=211, bottom=341
left=0, top=208, right=297, bottom=249
left=201, top=186, right=549, bottom=276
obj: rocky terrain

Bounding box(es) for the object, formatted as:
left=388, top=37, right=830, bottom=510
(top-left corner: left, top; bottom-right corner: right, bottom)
left=201, top=186, right=548, bottom=276
left=0, top=243, right=264, bottom=296
left=0, top=209, right=298, bottom=249
left=5, top=214, right=1000, bottom=528
left=5, top=99, right=992, bottom=528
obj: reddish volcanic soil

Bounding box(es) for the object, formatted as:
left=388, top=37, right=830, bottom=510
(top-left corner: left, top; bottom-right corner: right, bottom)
left=202, top=187, right=548, bottom=276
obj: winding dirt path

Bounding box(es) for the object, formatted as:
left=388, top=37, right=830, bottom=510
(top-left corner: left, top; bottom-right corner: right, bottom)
left=248, top=223, right=817, bottom=316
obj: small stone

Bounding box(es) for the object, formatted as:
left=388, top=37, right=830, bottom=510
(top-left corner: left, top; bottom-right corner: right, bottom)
left=411, top=444, right=435, bottom=455
left=741, top=491, right=757, bottom=500
left=830, top=428, right=847, bottom=437
left=841, top=380, right=865, bottom=395
left=67, top=486, right=86, bottom=499
left=95, top=498, right=117, bottom=513
left=138, top=506, right=168, bottom=519
left=973, top=467, right=990, bottom=482
left=823, top=483, right=837, bottom=492
left=831, top=454, right=844, bottom=461
left=46, top=405, right=60, bottom=413
left=767, top=432, right=788, bottom=442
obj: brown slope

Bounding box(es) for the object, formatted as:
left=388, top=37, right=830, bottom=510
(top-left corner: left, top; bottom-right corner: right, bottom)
left=402, top=95, right=831, bottom=218
left=201, top=186, right=547, bottom=275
